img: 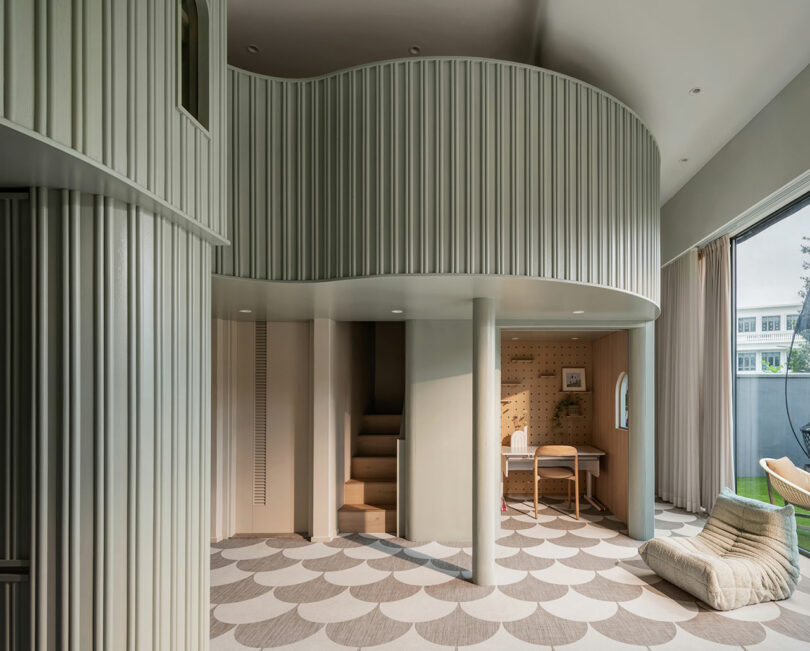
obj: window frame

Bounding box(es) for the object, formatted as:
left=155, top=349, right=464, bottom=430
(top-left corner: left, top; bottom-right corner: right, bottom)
left=761, top=315, right=781, bottom=332
left=732, top=189, right=810, bottom=511
left=737, top=317, right=756, bottom=333
left=761, top=351, right=782, bottom=368
left=177, top=0, right=210, bottom=131
left=737, top=352, right=756, bottom=372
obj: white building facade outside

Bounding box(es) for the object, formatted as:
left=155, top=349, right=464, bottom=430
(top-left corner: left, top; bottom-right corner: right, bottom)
left=736, top=303, right=804, bottom=373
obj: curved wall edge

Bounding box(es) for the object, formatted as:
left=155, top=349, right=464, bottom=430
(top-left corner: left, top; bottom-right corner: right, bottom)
left=218, top=58, right=661, bottom=306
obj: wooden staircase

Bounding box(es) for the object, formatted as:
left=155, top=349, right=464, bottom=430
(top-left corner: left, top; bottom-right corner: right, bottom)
left=338, top=414, right=400, bottom=534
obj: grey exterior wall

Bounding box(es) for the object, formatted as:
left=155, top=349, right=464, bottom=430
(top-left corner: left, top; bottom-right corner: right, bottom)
left=735, top=375, right=810, bottom=476
left=219, top=59, right=660, bottom=307
left=0, top=189, right=212, bottom=651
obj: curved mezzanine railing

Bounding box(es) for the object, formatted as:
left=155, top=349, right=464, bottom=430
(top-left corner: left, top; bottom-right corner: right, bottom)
left=218, top=58, right=661, bottom=312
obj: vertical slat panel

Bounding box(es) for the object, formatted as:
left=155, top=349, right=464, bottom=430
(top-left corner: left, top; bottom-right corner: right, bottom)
left=4, top=188, right=212, bottom=651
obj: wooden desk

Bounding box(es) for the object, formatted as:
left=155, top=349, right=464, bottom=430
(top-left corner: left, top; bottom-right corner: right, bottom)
left=501, top=445, right=606, bottom=511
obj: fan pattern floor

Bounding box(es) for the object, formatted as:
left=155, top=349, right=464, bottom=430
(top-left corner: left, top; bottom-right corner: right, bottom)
left=210, top=499, right=810, bottom=649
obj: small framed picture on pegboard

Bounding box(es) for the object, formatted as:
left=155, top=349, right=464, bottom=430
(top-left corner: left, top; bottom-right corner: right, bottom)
left=562, top=367, right=587, bottom=392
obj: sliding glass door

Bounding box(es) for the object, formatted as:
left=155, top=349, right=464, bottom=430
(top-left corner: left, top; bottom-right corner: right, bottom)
left=732, top=193, right=810, bottom=552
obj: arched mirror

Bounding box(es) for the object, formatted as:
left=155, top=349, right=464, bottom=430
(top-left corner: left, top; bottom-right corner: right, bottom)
left=616, top=372, right=629, bottom=429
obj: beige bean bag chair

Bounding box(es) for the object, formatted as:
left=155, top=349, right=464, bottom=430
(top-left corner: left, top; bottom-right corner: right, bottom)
left=640, top=488, right=800, bottom=611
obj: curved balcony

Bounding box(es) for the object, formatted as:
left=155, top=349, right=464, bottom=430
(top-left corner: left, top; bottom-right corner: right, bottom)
left=215, top=58, right=660, bottom=322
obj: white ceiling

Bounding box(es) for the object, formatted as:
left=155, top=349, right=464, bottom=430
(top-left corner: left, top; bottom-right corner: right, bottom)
left=501, top=330, right=613, bottom=342
left=211, top=274, right=658, bottom=324
left=228, top=0, right=810, bottom=203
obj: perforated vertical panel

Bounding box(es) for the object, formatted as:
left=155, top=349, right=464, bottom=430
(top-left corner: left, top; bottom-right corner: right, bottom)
left=253, top=323, right=267, bottom=506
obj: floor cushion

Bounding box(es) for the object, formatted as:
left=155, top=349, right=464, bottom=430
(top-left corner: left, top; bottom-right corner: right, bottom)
left=639, top=488, right=800, bottom=610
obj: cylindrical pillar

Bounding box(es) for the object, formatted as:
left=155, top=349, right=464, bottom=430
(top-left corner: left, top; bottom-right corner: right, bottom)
left=628, top=322, right=655, bottom=540
left=472, top=298, right=497, bottom=585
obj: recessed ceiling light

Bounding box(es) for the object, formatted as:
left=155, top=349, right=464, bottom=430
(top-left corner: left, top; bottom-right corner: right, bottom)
left=571, top=337, right=580, bottom=340
left=573, top=310, right=585, bottom=314
left=511, top=337, right=520, bottom=341
left=679, top=157, right=689, bottom=163
left=408, top=45, right=421, bottom=56
left=688, top=87, right=702, bottom=95
left=239, top=308, right=252, bottom=314
left=246, top=44, right=260, bottom=54
left=391, top=309, right=404, bottom=314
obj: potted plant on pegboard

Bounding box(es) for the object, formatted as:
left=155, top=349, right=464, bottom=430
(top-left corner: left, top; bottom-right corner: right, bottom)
left=552, top=394, right=581, bottom=430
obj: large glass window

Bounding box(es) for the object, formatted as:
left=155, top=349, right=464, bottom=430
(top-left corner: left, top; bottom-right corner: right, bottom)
left=733, top=194, right=810, bottom=553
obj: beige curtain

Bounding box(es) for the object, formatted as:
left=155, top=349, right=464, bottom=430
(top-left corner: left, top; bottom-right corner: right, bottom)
left=656, top=250, right=702, bottom=512
left=699, top=236, right=735, bottom=511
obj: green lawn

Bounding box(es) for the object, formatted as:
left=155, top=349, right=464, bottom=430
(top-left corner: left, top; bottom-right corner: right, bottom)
left=737, top=476, right=810, bottom=551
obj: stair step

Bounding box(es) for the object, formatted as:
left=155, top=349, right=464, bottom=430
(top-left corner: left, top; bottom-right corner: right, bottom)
left=360, top=414, right=402, bottom=435
left=338, top=504, right=396, bottom=534
left=351, top=456, right=396, bottom=480
left=356, top=434, right=398, bottom=456
left=344, top=478, right=396, bottom=505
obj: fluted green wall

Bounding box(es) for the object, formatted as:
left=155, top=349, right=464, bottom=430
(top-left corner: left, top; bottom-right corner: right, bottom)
left=219, top=58, right=660, bottom=306
left=1, top=188, right=212, bottom=651
left=0, top=1, right=226, bottom=647
left=0, top=0, right=228, bottom=238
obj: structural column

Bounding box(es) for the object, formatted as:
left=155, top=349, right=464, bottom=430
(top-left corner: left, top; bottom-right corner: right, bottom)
left=472, top=298, right=497, bottom=585
left=311, top=318, right=337, bottom=541
left=1, top=189, right=213, bottom=651
left=628, top=322, right=655, bottom=540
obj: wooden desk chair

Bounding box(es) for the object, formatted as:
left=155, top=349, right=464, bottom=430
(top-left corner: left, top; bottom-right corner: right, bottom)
left=534, top=445, right=579, bottom=520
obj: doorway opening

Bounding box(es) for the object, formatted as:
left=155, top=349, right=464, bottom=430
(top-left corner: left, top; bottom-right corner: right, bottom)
left=500, top=329, right=629, bottom=523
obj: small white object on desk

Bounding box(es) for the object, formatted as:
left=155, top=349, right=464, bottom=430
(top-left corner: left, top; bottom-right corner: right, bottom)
left=510, top=427, right=527, bottom=451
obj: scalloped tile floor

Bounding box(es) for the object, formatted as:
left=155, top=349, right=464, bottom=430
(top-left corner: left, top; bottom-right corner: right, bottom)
left=210, top=499, right=810, bottom=649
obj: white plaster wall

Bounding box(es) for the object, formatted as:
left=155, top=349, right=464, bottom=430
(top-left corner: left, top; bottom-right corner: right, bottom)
left=404, top=320, right=473, bottom=542
left=311, top=319, right=337, bottom=540
left=661, top=63, right=810, bottom=263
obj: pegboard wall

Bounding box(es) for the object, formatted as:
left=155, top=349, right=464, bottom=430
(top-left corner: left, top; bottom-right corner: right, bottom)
left=501, top=339, right=594, bottom=496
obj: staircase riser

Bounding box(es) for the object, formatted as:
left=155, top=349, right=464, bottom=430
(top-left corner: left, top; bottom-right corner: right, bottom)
left=338, top=509, right=396, bottom=534
left=344, top=482, right=396, bottom=505
left=351, top=457, right=397, bottom=480
left=356, top=437, right=397, bottom=456
left=360, top=415, right=402, bottom=435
